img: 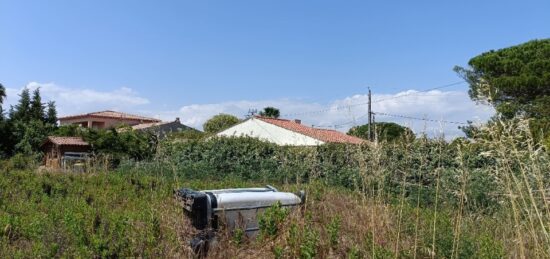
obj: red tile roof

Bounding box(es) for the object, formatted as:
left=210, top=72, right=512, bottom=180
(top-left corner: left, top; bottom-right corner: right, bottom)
left=256, top=117, right=365, bottom=144
left=43, top=136, right=90, bottom=146
left=59, top=110, right=161, bottom=123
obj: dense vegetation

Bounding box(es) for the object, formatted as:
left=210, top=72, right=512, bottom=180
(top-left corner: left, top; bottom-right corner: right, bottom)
left=54, top=124, right=158, bottom=163
left=0, top=87, right=58, bottom=157
left=1, top=119, right=548, bottom=257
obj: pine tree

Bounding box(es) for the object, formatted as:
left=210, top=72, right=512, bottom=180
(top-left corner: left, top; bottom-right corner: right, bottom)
left=0, top=83, right=6, bottom=104
left=45, top=101, right=58, bottom=125
left=12, top=88, right=31, bottom=122
left=30, top=88, right=45, bottom=122
left=8, top=106, right=15, bottom=120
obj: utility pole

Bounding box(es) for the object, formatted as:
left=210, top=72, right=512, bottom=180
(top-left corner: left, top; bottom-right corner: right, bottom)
left=368, top=87, right=372, bottom=141
left=246, top=108, right=258, bottom=118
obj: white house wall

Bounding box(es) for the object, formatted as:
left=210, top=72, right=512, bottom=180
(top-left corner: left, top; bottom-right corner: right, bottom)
left=217, top=118, right=324, bottom=146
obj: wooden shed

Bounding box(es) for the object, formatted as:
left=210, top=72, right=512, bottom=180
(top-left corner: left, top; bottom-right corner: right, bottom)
left=41, top=136, right=91, bottom=169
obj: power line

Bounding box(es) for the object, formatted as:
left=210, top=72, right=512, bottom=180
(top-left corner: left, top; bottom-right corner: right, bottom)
left=373, top=112, right=468, bottom=125
left=321, top=109, right=469, bottom=129
left=282, top=81, right=466, bottom=117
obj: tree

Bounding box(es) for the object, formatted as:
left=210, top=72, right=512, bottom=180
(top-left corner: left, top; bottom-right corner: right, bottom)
left=455, top=39, right=550, bottom=142
left=203, top=114, right=240, bottom=133
left=0, top=83, right=6, bottom=104
left=348, top=122, right=414, bottom=142
left=13, top=120, right=52, bottom=155
left=4, top=88, right=57, bottom=156
left=0, top=83, right=11, bottom=157
left=30, top=88, right=45, bottom=122
left=45, top=101, right=58, bottom=125
left=455, top=39, right=550, bottom=120
left=11, top=87, right=31, bottom=122
left=259, top=107, right=280, bottom=118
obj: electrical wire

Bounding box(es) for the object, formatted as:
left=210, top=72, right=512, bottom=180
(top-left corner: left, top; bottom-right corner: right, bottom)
left=281, top=81, right=466, bottom=117
left=373, top=112, right=468, bottom=125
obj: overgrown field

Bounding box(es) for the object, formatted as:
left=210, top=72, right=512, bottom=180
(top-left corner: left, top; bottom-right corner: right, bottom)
left=1, top=120, right=550, bottom=258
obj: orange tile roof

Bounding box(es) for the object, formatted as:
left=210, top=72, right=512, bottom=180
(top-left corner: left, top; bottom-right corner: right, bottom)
left=59, top=110, right=161, bottom=123
left=256, top=117, right=365, bottom=144
left=44, top=136, right=90, bottom=146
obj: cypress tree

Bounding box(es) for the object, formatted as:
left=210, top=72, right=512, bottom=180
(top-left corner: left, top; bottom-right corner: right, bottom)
left=46, top=101, right=58, bottom=125
left=0, top=83, right=6, bottom=104
left=12, top=88, right=31, bottom=122
left=30, top=88, right=45, bottom=122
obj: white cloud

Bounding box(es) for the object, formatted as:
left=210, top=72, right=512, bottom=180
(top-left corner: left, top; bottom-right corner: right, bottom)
left=3, top=82, right=150, bottom=116
left=2, top=82, right=495, bottom=139
left=169, top=90, right=495, bottom=139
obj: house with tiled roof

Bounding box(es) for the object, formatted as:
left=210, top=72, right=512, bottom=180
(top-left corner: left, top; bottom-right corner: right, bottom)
left=59, top=110, right=161, bottom=129
left=216, top=116, right=365, bottom=146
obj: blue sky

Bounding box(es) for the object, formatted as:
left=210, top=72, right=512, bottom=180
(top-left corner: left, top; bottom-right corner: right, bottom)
left=1, top=0, right=549, bottom=137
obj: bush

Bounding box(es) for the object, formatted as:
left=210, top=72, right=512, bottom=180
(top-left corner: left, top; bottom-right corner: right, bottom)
left=258, top=202, right=288, bottom=238
left=155, top=135, right=510, bottom=213
left=7, top=153, right=41, bottom=170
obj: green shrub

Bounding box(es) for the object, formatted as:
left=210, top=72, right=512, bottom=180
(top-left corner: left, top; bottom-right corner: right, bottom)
left=299, top=227, right=319, bottom=259
left=327, top=215, right=341, bottom=247
left=475, top=235, right=505, bottom=259
left=258, top=202, right=288, bottom=238
left=8, top=153, right=40, bottom=170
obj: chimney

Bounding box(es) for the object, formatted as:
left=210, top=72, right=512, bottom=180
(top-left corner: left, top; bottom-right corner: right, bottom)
left=294, top=119, right=301, bottom=124
left=175, top=117, right=180, bottom=122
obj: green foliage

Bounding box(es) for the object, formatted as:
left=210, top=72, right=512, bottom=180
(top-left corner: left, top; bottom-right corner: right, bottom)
left=45, top=101, right=57, bottom=125
left=13, top=120, right=54, bottom=155
left=327, top=215, right=341, bottom=247
left=475, top=235, right=505, bottom=259
left=0, top=83, right=5, bottom=104
left=52, top=125, right=158, bottom=163
left=299, top=227, right=319, bottom=259
left=456, top=39, right=550, bottom=118
left=259, top=107, right=280, bottom=118
left=165, top=128, right=205, bottom=142
left=347, top=246, right=362, bottom=259
left=0, top=87, right=58, bottom=157
left=258, top=201, right=288, bottom=238
left=202, top=113, right=240, bottom=133
left=348, top=122, right=415, bottom=142
left=232, top=228, right=245, bottom=245
left=0, top=170, right=181, bottom=257
left=456, top=39, right=550, bottom=142
left=273, top=245, right=284, bottom=259
left=6, top=153, right=41, bottom=170
left=54, top=124, right=80, bottom=137
left=156, top=134, right=519, bottom=214
left=0, top=116, right=15, bottom=158
left=0, top=122, right=548, bottom=258
left=30, top=88, right=45, bottom=122
left=10, top=88, right=32, bottom=122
